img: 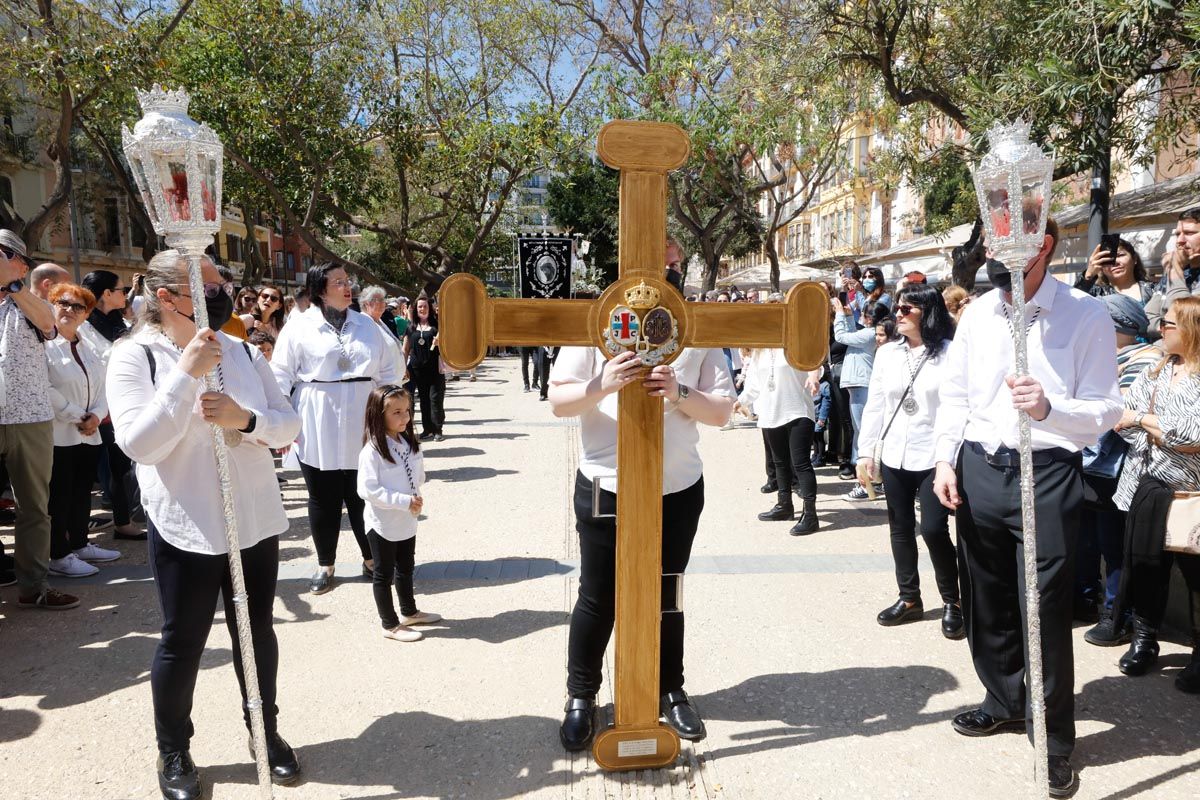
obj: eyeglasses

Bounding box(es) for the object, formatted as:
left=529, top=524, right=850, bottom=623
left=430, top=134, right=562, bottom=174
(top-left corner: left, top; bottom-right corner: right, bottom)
left=170, top=282, right=235, bottom=300
left=330, top=278, right=355, bottom=289
left=54, top=299, right=87, bottom=313
left=259, top=292, right=282, bottom=303
left=1162, top=319, right=1178, bottom=330
left=896, top=304, right=918, bottom=316
left=0, top=244, right=25, bottom=262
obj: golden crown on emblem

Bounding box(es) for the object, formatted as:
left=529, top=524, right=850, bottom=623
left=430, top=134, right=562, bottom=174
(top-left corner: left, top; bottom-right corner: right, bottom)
left=624, top=280, right=661, bottom=310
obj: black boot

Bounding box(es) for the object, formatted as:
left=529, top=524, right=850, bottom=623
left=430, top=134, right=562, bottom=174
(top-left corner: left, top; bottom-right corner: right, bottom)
left=760, top=480, right=778, bottom=494
left=1118, top=615, right=1160, bottom=676
left=1176, top=591, right=1200, bottom=694
left=559, top=696, right=596, bottom=751
left=157, top=750, right=201, bottom=800
left=660, top=690, right=706, bottom=741
left=248, top=733, right=302, bottom=785
left=758, top=491, right=794, bottom=521
left=790, top=497, right=819, bottom=536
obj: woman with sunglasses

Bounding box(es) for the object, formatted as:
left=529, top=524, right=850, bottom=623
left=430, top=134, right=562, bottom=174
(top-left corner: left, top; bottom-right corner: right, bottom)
left=241, top=285, right=286, bottom=339
left=107, top=250, right=303, bottom=799
left=858, top=284, right=964, bottom=638
left=272, top=263, right=402, bottom=595
left=45, top=283, right=120, bottom=578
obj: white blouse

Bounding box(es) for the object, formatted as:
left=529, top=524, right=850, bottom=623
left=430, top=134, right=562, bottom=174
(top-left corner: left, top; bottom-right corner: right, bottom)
left=358, top=436, right=425, bottom=542
left=858, top=340, right=953, bottom=472
left=737, top=348, right=815, bottom=429
left=107, top=329, right=301, bottom=555
left=271, top=306, right=401, bottom=471
left=46, top=334, right=108, bottom=447
left=549, top=347, right=736, bottom=495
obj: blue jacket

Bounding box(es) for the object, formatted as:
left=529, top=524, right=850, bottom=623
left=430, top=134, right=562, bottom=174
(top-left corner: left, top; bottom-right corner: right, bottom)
left=814, top=381, right=832, bottom=424
left=832, top=311, right=877, bottom=388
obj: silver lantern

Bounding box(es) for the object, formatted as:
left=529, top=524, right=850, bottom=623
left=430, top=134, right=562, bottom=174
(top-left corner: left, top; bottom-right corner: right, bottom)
left=971, top=119, right=1056, bottom=799
left=123, top=85, right=274, bottom=799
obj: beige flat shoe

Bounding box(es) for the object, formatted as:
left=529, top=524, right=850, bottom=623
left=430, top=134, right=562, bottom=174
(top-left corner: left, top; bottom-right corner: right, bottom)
left=383, top=625, right=422, bottom=642
left=400, top=611, right=442, bottom=626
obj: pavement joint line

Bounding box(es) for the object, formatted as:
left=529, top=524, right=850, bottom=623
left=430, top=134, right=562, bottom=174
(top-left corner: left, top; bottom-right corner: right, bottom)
left=49, top=552, right=909, bottom=587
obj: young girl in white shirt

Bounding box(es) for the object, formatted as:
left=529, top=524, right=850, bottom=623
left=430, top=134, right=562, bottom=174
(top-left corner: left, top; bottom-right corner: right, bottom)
left=357, top=385, right=441, bottom=642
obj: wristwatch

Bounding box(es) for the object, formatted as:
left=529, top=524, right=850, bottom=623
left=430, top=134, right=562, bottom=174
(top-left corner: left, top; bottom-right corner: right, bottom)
left=3, top=279, right=22, bottom=293
left=1134, top=412, right=1146, bottom=428
left=676, top=383, right=691, bottom=403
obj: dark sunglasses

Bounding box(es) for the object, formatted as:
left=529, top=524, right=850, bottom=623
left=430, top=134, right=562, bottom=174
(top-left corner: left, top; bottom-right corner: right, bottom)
left=1161, top=319, right=1178, bottom=330
left=170, top=281, right=235, bottom=300
left=0, top=244, right=26, bottom=262
left=896, top=304, right=919, bottom=316
left=54, top=299, right=87, bottom=313
left=259, top=292, right=282, bottom=303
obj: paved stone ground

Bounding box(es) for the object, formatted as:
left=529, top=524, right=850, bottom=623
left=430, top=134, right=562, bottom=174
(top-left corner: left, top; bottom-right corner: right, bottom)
left=1, top=355, right=1198, bottom=799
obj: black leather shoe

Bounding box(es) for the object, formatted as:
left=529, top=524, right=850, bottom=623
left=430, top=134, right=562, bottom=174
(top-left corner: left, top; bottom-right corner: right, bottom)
left=1176, top=656, right=1200, bottom=694
left=757, top=502, right=794, bottom=522
left=877, top=599, right=924, bottom=627
left=559, top=696, right=596, bottom=751
left=249, top=733, right=302, bottom=785
left=760, top=481, right=778, bottom=494
left=951, top=708, right=1024, bottom=737
left=790, top=498, right=819, bottom=536
left=1048, top=755, right=1077, bottom=797
left=157, top=750, right=201, bottom=800
left=1118, top=616, right=1159, bottom=676
left=941, top=603, right=965, bottom=640
left=660, top=690, right=706, bottom=741
left=1083, top=611, right=1131, bottom=647
left=308, top=570, right=333, bottom=595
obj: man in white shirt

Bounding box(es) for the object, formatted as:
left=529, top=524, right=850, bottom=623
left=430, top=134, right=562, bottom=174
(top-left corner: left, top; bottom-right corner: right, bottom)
left=932, top=218, right=1123, bottom=798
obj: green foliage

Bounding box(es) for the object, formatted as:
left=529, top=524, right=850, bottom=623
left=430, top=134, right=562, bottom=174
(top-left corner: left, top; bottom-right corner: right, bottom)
left=545, top=160, right=619, bottom=284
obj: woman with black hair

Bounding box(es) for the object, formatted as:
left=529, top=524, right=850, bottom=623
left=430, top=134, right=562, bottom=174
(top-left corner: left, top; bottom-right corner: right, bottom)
left=857, top=283, right=964, bottom=638
left=1076, top=238, right=1154, bottom=305
left=852, top=267, right=891, bottom=318
left=401, top=294, right=446, bottom=441
left=272, top=263, right=401, bottom=595
left=241, top=284, right=286, bottom=339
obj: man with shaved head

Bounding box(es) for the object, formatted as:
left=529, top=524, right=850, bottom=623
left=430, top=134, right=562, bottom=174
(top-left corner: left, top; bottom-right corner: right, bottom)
left=29, top=262, right=70, bottom=302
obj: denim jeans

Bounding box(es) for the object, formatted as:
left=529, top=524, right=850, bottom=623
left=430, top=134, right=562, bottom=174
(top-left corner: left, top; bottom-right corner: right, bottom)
left=847, top=386, right=869, bottom=462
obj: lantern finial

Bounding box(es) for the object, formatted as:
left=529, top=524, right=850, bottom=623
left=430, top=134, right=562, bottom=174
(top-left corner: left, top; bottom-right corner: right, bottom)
left=135, top=84, right=193, bottom=116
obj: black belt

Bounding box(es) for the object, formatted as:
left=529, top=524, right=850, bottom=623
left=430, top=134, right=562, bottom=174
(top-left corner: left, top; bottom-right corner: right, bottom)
left=966, top=440, right=1080, bottom=469
left=307, top=377, right=373, bottom=384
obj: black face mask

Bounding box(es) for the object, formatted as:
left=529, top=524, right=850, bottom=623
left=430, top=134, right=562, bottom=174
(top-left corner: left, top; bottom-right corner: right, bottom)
left=177, top=290, right=234, bottom=330
left=665, top=268, right=685, bottom=295
left=985, top=258, right=1034, bottom=294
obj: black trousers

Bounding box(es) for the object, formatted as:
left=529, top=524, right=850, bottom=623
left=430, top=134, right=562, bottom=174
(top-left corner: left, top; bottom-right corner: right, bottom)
left=956, top=442, right=1083, bottom=757
left=49, top=443, right=102, bottom=559
left=764, top=418, right=816, bottom=500
left=567, top=472, right=704, bottom=699
left=298, top=461, right=370, bottom=567
left=412, top=366, right=446, bottom=435
left=100, top=421, right=137, bottom=526
left=147, top=523, right=280, bottom=753
left=880, top=463, right=959, bottom=603
left=520, top=347, right=536, bottom=389
left=536, top=348, right=558, bottom=400
left=827, top=375, right=853, bottom=465
left=367, top=531, right=418, bottom=627
left=761, top=430, right=775, bottom=486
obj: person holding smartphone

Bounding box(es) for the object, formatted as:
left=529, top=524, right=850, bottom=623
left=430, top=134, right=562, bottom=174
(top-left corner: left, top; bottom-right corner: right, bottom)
left=1075, top=235, right=1154, bottom=306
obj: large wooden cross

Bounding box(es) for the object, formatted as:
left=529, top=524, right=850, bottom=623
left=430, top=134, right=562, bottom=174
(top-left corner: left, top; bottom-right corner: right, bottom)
left=440, top=120, right=827, bottom=771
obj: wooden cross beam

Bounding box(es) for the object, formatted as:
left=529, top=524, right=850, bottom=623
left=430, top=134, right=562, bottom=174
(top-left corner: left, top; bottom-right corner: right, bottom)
left=440, top=120, right=828, bottom=771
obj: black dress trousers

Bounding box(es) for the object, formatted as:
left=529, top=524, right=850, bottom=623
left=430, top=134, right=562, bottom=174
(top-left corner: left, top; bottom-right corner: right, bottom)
left=955, top=442, right=1083, bottom=758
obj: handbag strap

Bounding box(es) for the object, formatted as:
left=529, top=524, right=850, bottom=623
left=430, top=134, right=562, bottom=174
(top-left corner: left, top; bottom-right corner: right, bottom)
left=878, top=349, right=931, bottom=445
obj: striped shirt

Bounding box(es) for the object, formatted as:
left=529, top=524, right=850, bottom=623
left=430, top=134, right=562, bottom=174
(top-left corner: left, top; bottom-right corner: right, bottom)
left=1115, top=357, right=1200, bottom=510
left=1117, top=343, right=1162, bottom=393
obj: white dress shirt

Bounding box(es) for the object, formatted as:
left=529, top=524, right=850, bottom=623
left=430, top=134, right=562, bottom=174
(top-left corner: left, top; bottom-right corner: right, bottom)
left=858, top=340, right=951, bottom=472
left=271, top=306, right=401, bottom=471
left=358, top=436, right=425, bottom=542
left=45, top=334, right=108, bottom=446
left=372, top=317, right=405, bottom=372
left=933, top=277, right=1123, bottom=464
left=107, top=328, right=301, bottom=555
left=549, top=347, right=736, bottom=495
left=737, top=348, right=815, bottom=429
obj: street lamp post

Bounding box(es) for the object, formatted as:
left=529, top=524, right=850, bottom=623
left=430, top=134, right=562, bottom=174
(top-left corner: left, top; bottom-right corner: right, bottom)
left=970, top=120, right=1056, bottom=798
left=122, top=85, right=274, bottom=799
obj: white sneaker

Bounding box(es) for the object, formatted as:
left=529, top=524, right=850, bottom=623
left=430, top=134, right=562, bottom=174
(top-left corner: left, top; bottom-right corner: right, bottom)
left=400, top=610, right=442, bottom=626
left=383, top=625, right=423, bottom=642
left=844, top=485, right=870, bottom=502
left=74, top=543, right=121, bottom=563
left=48, top=553, right=99, bottom=578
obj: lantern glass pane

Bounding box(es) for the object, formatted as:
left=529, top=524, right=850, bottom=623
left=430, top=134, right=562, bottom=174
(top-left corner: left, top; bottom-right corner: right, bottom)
left=130, top=156, right=158, bottom=223
left=1020, top=179, right=1046, bottom=235
left=154, top=154, right=191, bottom=222
left=200, top=155, right=218, bottom=222
left=984, top=179, right=1011, bottom=238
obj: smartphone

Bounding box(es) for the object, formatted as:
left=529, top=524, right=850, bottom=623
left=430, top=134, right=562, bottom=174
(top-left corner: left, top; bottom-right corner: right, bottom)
left=1100, top=233, right=1121, bottom=259
left=837, top=291, right=849, bottom=306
